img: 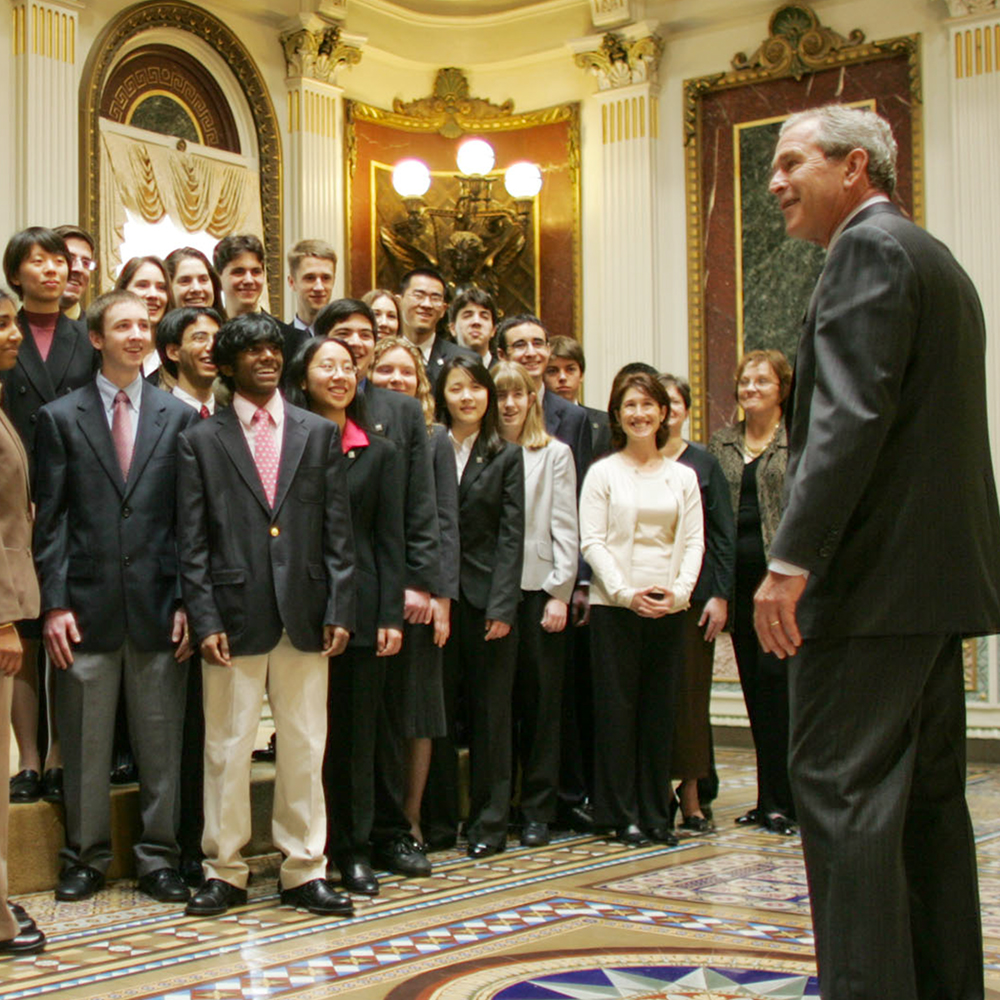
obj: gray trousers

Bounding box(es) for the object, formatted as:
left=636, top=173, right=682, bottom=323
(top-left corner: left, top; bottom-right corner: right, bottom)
left=789, top=634, right=982, bottom=1000
left=56, top=639, right=187, bottom=876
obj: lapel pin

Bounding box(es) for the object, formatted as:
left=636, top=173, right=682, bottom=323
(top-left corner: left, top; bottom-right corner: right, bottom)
left=476, top=455, right=484, bottom=464
left=347, top=449, right=356, bottom=459
left=375, top=423, right=384, bottom=432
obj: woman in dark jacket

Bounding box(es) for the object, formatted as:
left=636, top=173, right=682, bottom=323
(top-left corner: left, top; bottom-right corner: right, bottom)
left=708, top=349, right=795, bottom=835
left=288, top=335, right=405, bottom=896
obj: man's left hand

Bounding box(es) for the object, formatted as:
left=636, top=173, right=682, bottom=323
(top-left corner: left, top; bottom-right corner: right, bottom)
left=323, top=625, right=351, bottom=657
left=754, top=571, right=806, bottom=659
left=172, top=608, right=193, bottom=662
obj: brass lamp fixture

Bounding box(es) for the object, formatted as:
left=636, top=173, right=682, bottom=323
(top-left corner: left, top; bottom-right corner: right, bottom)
left=381, top=137, right=542, bottom=294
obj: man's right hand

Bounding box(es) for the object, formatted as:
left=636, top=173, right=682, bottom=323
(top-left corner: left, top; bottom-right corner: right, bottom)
left=200, top=632, right=231, bottom=667
left=43, top=610, right=81, bottom=669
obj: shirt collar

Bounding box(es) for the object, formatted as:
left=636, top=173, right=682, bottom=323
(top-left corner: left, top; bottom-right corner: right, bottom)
left=172, top=384, right=215, bottom=414
left=417, top=332, right=436, bottom=363
left=233, top=390, right=284, bottom=431
left=96, top=370, right=143, bottom=412
left=293, top=315, right=312, bottom=334
left=142, top=351, right=161, bottom=377
left=828, top=193, right=891, bottom=252
left=341, top=417, right=369, bottom=454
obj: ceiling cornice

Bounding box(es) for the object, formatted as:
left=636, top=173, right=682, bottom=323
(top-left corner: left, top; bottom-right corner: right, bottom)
left=353, top=0, right=588, bottom=30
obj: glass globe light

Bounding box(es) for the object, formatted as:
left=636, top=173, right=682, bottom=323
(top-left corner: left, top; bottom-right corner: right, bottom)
left=456, top=138, right=496, bottom=176
left=392, top=159, right=431, bottom=197
left=504, top=162, right=543, bottom=198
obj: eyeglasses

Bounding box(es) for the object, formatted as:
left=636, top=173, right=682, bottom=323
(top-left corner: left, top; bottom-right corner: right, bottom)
left=310, top=362, right=356, bottom=376
left=737, top=377, right=776, bottom=390
left=406, top=289, right=445, bottom=306
left=70, top=255, right=98, bottom=272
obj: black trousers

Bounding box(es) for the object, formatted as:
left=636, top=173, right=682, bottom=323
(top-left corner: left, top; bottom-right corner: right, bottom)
left=731, top=627, right=795, bottom=818
left=178, top=654, right=204, bottom=861
left=789, top=634, right=981, bottom=1000
left=324, top=647, right=387, bottom=862
left=557, top=613, right=594, bottom=813
left=590, top=606, right=683, bottom=829
left=423, top=596, right=517, bottom=847
left=514, top=590, right=565, bottom=822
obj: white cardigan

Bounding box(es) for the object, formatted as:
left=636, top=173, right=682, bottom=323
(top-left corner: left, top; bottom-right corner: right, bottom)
left=520, top=439, right=579, bottom=602
left=579, top=452, right=705, bottom=611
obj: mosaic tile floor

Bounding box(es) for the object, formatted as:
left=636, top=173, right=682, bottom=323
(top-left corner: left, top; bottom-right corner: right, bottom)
left=2, top=749, right=999, bottom=999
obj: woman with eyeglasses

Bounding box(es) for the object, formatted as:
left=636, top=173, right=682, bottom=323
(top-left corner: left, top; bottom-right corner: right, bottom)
left=286, top=336, right=405, bottom=897
left=430, top=355, right=524, bottom=858
left=708, top=348, right=796, bottom=835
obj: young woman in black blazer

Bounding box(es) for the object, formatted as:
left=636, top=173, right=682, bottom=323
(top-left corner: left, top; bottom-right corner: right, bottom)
left=288, top=336, right=405, bottom=897
left=431, top=355, right=525, bottom=858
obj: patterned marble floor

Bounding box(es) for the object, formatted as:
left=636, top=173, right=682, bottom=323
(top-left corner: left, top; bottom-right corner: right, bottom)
left=2, top=748, right=999, bottom=999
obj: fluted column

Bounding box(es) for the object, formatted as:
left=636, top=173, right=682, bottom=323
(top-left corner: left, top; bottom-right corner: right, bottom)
left=281, top=18, right=363, bottom=307
left=11, top=0, right=82, bottom=227
left=570, top=25, right=663, bottom=404
left=945, top=0, right=1000, bottom=727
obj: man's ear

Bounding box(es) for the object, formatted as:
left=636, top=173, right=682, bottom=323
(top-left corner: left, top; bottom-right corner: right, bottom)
left=165, top=342, right=181, bottom=364
left=843, top=147, right=870, bottom=189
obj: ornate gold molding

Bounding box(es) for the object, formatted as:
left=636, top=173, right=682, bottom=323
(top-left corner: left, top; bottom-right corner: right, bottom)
left=574, top=32, right=663, bottom=91
left=281, top=24, right=361, bottom=83
left=681, top=4, right=923, bottom=440
left=945, top=0, right=1000, bottom=15
left=79, top=0, right=283, bottom=308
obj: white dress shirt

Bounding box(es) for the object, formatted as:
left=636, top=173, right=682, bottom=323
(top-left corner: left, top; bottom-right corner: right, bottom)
left=449, top=429, right=478, bottom=479
left=96, top=371, right=142, bottom=446
left=172, top=384, right=216, bottom=415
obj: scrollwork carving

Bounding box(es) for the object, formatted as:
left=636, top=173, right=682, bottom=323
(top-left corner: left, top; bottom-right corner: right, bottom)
left=391, top=68, right=514, bottom=139
left=574, top=32, right=663, bottom=90
left=943, top=0, right=1000, bottom=15
left=281, top=25, right=362, bottom=83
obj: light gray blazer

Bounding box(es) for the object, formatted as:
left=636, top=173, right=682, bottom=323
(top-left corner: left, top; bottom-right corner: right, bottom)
left=520, top=439, right=578, bottom=603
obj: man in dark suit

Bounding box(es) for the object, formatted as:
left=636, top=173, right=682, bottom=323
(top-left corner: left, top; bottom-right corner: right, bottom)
left=177, top=313, right=356, bottom=918
left=398, top=268, right=475, bottom=388
left=33, top=290, right=198, bottom=904
left=277, top=239, right=338, bottom=367
left=313, top=298, right=444, bottom=875
left=754, top=105, right=1000, bottom=1000
left=54, top=225, right=97, bottom=323
left=544, top=335, right=611, bottom=459
left=496, top=315, right=592, bottom=489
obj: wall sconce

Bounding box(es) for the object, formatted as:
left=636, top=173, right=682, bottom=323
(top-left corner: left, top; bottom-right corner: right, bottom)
left=382, top=138, right=542, bottom=295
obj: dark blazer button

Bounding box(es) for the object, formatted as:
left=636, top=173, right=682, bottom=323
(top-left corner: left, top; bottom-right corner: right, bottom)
left=819, top=545, right=832, bottom=558
left=18, top=385, right=26, bottom=395
left=124, top=555, right=132, bottom=566
left=122, top=506, right=131, bottom=518
left=29, top=412, right=37, bottom=423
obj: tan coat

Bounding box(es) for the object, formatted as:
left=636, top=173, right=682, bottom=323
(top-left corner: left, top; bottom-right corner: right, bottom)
left=0, top=405, right=39, bottom=624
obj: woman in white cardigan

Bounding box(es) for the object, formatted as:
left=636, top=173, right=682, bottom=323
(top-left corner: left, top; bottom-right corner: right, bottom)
left=580, top=370, right=704, bottom=846
left=493, top=361, right=579, bottom=849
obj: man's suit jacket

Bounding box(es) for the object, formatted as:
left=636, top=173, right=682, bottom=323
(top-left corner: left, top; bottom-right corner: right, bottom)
left=344, top=432, right=405, bottom=647
left=430, top=425, right=460, bottom=602
left=33, top=380, right=198, bottom=652
left=771, top=202, right=1000, bottom=638
left=521, top=440, right=578, bottom=602
left=364, top=385, right=441, bottom=595
left=424, top=336, right=477, bottom=389
left=0, top=407, right=39, bottom=624
left=278, top=319, right=311, bottom=372
left=177, top=399, right=355, bottom=656
left=542, top=389, right=593, bottom=494
left=583, top=404, right=612, bottom=460
left=457, top=437, right=525, bottom=624
left=0, top=311, right=96, bottom=465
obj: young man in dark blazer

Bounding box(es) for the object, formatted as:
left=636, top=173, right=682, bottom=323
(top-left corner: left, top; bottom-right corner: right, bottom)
left=755, top=105, right=1000, bottom=1000
left=276, top=239, right=338, bottom=368
left=398, top=268, right=476, bottom=389
left=33, top=290, right=198, bottom=904
left=177, top=313, right=356, bottom=918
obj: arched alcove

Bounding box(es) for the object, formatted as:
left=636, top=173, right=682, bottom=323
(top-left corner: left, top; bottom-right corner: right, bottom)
left=79, top=0, right=282, bottom=306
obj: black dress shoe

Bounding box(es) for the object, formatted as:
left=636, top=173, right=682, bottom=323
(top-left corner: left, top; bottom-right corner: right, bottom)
left=764, top=812, right=798, bottom=836
left=734, top=808, right=761, bottom=826
left=680, top=814, right=713, bottom=833
left=9, top=770, right=41, bottom=804
left=138, top=868, right=191, bottom=903
left=55, top=865, right=105, bottom=902
left=0, top=924, right=45, bottom=955
left=423, top=833, right=457, bottom=853
left=185, top=878, right=247, bottom=916
left=41, top=768, right=63, bottom=804
left=110, top=762, right=138, bottom=785
left=280, top=878, right=353, bottom=916
left=520, top=821, right=550, bottom=847
left=7, top=901, right=36, bottom=931
left=338, top=859, right=379, bottom=896
left=467, top=841, right=505, bottom=859
left=613, top=824, right=648, bottom=846
left=556, top=801, right=595, bottom=833
left=646, top=826, right=679, bottom=846
left=252, top=733, right=276, bottom=763
left=179, top=856, right=205, bottom=888
left=372, top=835, right=431, bottom=877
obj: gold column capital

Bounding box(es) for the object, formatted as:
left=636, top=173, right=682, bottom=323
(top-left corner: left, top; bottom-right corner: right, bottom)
left=571, top=26, right=663, bottom=92
left=281, top=23, right=362, bottom=84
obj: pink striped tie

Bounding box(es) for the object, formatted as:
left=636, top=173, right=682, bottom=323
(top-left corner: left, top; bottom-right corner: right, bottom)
left=112, top=390, right=133, bottom=481
left=252, top=407, right=279, bottom=507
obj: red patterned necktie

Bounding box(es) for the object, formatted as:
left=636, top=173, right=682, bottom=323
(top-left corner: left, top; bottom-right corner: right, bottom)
left=199, top=404, right=210, bottom=420
left=252, top=407, right=278, bottom=507
left=112, top=390, right=133, bottom=480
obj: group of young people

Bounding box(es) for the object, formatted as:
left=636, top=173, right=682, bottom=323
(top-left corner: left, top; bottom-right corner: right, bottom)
left=0, top=223, right=750, bottom=952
